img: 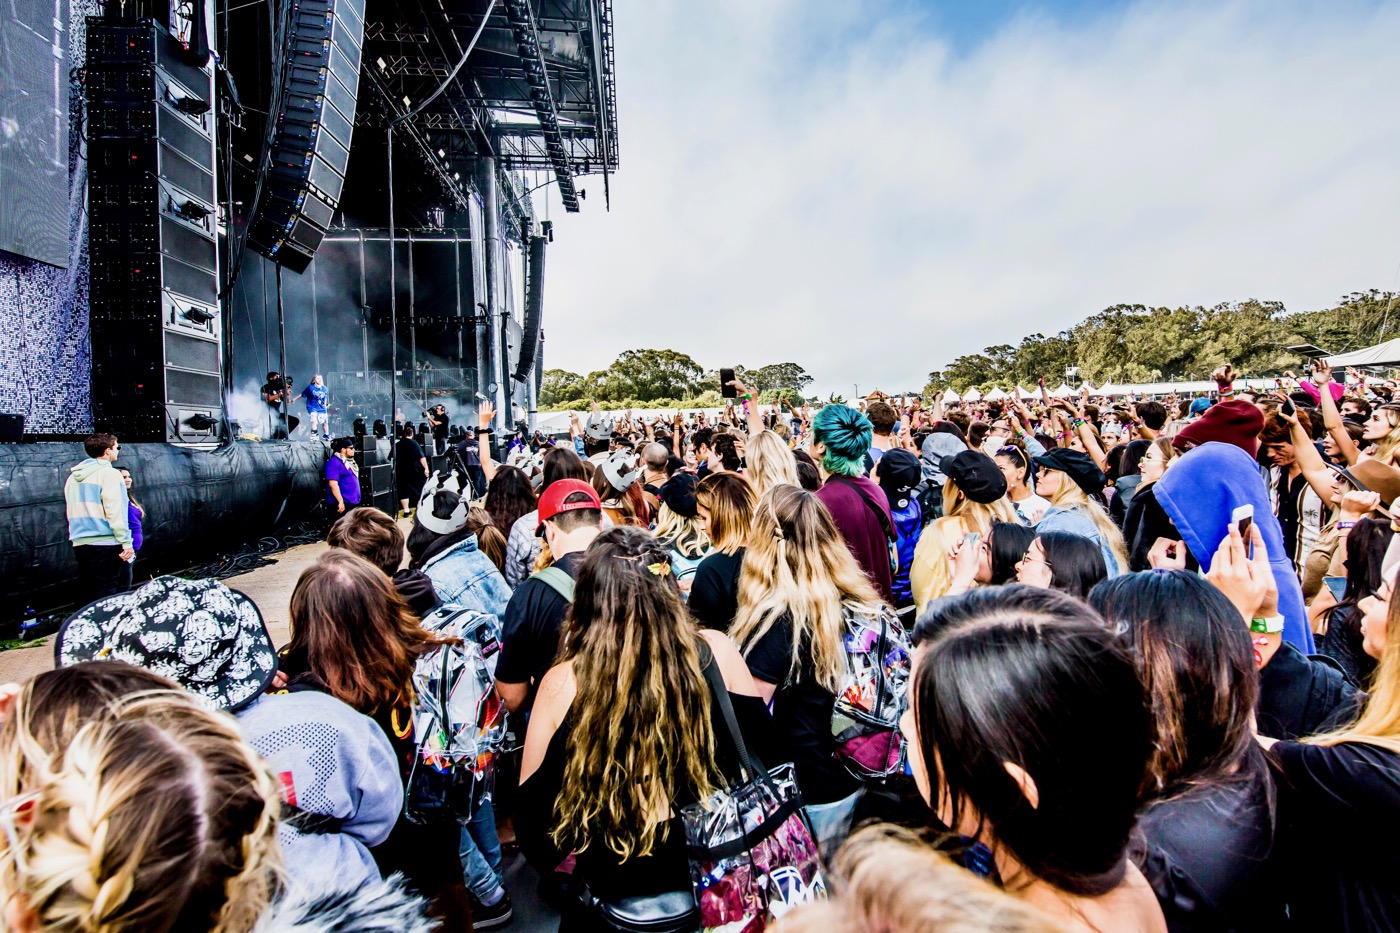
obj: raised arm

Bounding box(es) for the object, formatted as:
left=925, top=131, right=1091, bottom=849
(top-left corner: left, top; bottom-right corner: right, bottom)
left=1057, top=398, right=1108, bottom=472
left=727, top=377, right=765, bottom=436
left=930, top=391, right=946, bottom=423
left=1276, top=395, right=1338, bottom=503
left=477, top=403, right=499, bottom=484
left=1310, top=362, right=1360, bottom=465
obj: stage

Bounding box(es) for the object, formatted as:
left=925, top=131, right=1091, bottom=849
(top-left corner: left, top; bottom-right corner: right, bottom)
left=0, top=439, right=325, bottom=622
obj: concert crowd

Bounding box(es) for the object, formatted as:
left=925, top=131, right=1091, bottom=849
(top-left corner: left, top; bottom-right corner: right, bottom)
left=32, top=359, right=1400, bottom=932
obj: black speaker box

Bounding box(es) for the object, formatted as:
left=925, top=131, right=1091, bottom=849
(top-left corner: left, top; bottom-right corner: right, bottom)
left=245, top=0, right=364, bottom=272
left=87, top=20, right=223, bottom=443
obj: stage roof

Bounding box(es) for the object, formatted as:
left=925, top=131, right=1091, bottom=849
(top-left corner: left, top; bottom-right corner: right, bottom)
left=360, top=0, right=618, bottom=213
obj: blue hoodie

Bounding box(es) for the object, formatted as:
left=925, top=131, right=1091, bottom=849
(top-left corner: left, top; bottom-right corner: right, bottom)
left=1154, top=442, right=1314, bottom=653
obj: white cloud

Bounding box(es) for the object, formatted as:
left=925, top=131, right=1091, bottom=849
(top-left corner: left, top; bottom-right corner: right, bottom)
left=533, top=0, right=1400, bottom=398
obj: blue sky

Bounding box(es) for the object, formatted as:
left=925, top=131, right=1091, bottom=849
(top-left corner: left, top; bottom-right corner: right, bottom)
left=533, top=0, right=1400, bottom=398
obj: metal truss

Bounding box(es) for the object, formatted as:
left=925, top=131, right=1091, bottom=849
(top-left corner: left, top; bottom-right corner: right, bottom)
left=502, top=0, right=579, bottom=210
left=357, top=0, right=619, bottom=215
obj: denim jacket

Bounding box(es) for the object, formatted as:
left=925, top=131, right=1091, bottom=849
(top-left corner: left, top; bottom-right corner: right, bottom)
left=421, top=536, right=512, bottom=617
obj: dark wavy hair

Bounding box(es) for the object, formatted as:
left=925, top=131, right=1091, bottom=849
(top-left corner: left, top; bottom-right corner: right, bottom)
left=484, top=464, right=537, bottom=537
left=912, top=585, right=1151, bottom=897
left=1089, top=571, right=1265, bottom=799
left=1036, top=532, right=1108, bottom=600
left=987, top=521, right=1036, bottom=585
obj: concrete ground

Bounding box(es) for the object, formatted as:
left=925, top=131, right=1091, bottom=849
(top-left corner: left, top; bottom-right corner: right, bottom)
left=0, top=534, right=561, bottom=931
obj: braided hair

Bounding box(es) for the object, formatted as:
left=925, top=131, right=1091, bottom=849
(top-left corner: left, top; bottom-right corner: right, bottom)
left=0, top=663, right=282, bottom=933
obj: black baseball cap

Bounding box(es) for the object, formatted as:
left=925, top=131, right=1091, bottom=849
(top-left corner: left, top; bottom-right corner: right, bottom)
left=876, top=449, right=922, bottom=509
left=658, top=472, right=699, bottom=518
left=943, top=450, right=1008, bottom=504
left=1033, top=448, right=1107, bottom=497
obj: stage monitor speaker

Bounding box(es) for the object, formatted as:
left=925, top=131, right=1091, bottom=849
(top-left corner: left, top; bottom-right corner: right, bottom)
left=245, top=0, right=364, bottom=273
left=513, top=235, right=545, bottom=383
left=86, top=20, right=224, bottom=444
left=365, top=463, right=393, bottom=496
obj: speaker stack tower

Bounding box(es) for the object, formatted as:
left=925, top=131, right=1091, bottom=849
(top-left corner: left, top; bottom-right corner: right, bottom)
left=86, top=21, right=223, bottom=443
left=245, top=0, right=364, bottom=273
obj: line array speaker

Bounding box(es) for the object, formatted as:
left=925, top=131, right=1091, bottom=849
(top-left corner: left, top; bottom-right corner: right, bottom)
left=86, top=20, right=224, bottom=443
left=513, top=235, right=545, bottom=383
left=245, top=0, right=365, bottom=273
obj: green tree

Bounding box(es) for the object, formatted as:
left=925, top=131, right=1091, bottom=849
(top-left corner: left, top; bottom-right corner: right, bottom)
left=942, top=354, right=999, bottom=392
left=608, top=349, right=705, bottom=402
left=539, top=368, right=583, bottom=407
left=749, top=362, right=814, bottom=394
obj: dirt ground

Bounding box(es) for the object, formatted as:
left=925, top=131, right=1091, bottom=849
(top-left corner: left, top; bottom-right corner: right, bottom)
left=0, top=539, right=329, bottom=684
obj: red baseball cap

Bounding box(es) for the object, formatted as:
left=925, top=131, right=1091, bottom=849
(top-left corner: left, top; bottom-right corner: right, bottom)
left=536, top=479, right=602, bottom=534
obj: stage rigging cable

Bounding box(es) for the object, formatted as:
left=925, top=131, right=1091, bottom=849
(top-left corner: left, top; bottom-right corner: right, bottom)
left=385, top=0, right=498, bottom=433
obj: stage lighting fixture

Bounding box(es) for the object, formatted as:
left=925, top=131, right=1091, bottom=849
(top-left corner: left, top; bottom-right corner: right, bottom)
left=353, top=417, right=368, bottom=437
left=185, top=413, right=218, bottom=430
left=182, top=306, right=216, bottom=324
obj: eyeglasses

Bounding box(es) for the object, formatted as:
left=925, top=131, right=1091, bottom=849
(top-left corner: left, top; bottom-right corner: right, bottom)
left=1018, top=552, right=1052, bottom=570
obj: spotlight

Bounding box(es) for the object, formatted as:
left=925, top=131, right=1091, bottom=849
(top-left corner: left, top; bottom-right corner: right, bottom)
left=182, top=305, right=216, bottom=324
left=185, top=413, right=218, bottom=431
left=353, top=417, right=367, bottom=437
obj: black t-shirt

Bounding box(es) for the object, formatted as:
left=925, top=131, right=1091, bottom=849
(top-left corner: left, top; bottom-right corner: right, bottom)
left=744, top=613, right=860, bottom=805
left=1134, top=753, right=1285, bottom=932
left=394, top=438, right=426, bottom=483
left=1272, top=740, right=1400, bottom=931
left=689, top=548, right=745, bottom=632
left=496, top=551, right=582, bottom=703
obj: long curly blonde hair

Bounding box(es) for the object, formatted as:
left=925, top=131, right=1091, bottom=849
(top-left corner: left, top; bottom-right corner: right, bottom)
left=552, top=527, right=720, bottom=860
left=733, top=485, right=884, bottom=693
left=0, top=663, right=282, bottom=933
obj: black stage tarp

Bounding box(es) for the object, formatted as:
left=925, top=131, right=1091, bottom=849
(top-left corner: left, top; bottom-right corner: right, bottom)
left=0, top=439, right=324, bottom=614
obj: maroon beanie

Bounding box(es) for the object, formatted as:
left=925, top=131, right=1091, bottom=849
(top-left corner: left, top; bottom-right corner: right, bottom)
left=1173, top=400, right=1264, bottom=457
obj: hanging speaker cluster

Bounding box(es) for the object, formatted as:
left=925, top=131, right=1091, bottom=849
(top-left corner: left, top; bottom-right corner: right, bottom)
left=245, top=0, right=365, bottom=273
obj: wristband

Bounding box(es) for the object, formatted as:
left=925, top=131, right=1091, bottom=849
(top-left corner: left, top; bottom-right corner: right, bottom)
left=1337, top=520, right=1358, bottom=530
left=1250, top=615, right=1285, bottom=634
left=475, top=427, right=492, bottom=436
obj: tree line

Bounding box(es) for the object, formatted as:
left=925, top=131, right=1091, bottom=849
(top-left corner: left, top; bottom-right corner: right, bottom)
left=540, top=350, right=816, bottom=410
left=924, top=290, right=1399, bottom=396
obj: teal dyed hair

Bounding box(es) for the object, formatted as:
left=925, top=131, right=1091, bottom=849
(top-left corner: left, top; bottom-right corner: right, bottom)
left=812, top=405, right=873, bottom=477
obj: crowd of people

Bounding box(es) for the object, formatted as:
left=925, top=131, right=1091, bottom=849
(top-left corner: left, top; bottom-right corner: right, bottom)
left=40, top=360, right=1400, bottom=932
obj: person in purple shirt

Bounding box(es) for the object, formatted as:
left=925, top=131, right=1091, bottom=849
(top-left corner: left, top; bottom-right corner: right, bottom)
left=811, top=405, right=895, bottom=604
left=326, top=437, right=362, bottom=514
left=117, top=467, right=145, bottom=552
